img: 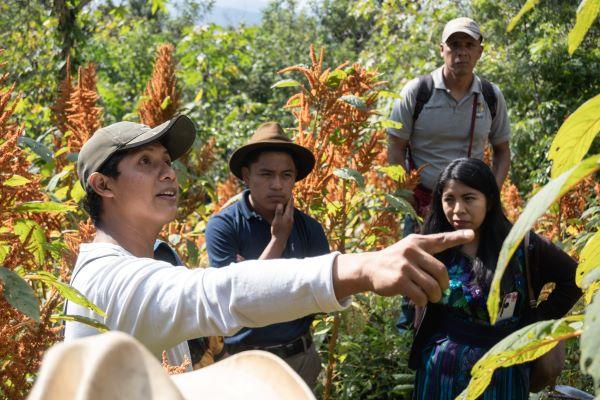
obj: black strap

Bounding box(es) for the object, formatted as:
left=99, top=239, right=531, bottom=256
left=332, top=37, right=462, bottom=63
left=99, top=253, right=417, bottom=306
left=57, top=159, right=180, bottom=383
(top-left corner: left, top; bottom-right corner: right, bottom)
left=412, top=74, right=498, bottom=122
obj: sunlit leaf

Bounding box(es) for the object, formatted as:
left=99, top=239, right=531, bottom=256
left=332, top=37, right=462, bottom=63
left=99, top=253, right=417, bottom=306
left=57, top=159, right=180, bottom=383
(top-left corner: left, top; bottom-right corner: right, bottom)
left=18, top=136, right=53, bottom=163
left=584, top=281, right=600, bottom=304
left=0, top=243, right=9, bottom=264
left=379, top=119, right=403, bottom=130
left=377, top=165, right=406, bottom=181
left=326, top=69, right=347, bottom=87
left=576, top=230, right=600, bottom=287
left=70, top=181, right=86, bottom=203
left=151, top=0, right=168, bottom=15
left=271, top=79, right=301, bottom=89
left=580, top=292, right=600, bottom=394
left=160, top=95, right=171, bottom=110
left=377, top=90, right=402, bottom=100
left=14, top=201, right=76, bottom=213
left=13, top=219, right=46, bottom=265
left=458, top=317, right=580, bottom=399
left=548, top=94, right=600, bottom=178
left=26, top=271, right=106, bottom=317
left=333, top=168, right=365, bottom=188
left=507, top=0, right=542, bottom=32
left=339, top=95, right=367, bottom=111
left=4, top=175, right=31, bottom=187
left=488, top=154, right=600, bottom=324
left=50, top=314, right=109, bottom=333
left=0, top=266, right=39, bottom=322
left=568, top=0, right=600, bottom=55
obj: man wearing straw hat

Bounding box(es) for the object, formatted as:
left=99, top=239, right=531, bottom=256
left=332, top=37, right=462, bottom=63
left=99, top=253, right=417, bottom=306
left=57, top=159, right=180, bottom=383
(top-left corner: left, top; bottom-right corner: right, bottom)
left=205, top=122, right=328, bottom=388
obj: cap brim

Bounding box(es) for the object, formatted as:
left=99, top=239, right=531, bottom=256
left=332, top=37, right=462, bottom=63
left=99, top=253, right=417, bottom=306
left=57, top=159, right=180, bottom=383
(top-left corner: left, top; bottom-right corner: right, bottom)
left=229, top=141, right=316, bottom=182
left=123, top=115, right=196, bottom=161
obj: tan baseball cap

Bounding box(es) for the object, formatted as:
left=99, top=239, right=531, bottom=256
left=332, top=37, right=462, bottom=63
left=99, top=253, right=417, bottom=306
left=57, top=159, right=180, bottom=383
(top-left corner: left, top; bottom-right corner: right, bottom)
left=442, top=17, right=482, bottom=43
left=77, top=115, right=195, bottom=189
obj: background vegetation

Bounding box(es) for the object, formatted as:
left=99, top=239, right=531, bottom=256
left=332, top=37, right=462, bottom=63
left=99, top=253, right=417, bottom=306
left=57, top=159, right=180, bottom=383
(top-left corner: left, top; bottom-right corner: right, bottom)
left=0, top=0, right=598, bottom=399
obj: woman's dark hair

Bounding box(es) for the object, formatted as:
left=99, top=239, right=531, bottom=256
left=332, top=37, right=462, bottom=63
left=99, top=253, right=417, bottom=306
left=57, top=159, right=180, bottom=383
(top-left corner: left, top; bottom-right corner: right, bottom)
left=82, top=150, right=130, bottom=228
left=423, top=158, right=516, bottom=293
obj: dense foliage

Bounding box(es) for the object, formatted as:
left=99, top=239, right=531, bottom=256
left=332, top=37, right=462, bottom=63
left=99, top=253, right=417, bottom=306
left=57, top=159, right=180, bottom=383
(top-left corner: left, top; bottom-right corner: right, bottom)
left=0, top=0, right=598, bottom=398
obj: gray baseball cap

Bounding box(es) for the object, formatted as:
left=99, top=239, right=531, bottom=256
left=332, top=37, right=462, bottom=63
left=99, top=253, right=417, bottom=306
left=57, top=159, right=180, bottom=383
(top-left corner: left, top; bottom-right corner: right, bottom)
left=442, top=17, right=482, bottom=43
left=77, top=115, right=196, bottom=189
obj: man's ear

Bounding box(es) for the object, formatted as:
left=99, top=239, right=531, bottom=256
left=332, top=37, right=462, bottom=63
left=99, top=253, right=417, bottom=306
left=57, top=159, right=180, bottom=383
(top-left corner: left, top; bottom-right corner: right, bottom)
left=88, top=172, right=115, bottom=199
left=241, top=166, right=250, bottom=185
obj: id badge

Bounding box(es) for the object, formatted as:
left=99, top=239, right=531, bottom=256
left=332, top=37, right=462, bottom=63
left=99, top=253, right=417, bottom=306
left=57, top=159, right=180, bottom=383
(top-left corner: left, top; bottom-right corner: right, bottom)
left=496, top=291, right=518, bottom=322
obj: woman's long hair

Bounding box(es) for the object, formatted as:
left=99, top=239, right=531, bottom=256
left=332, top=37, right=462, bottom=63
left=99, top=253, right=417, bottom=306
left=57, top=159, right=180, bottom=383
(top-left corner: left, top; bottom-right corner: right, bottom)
left=423, top=158, right=516, bottom=293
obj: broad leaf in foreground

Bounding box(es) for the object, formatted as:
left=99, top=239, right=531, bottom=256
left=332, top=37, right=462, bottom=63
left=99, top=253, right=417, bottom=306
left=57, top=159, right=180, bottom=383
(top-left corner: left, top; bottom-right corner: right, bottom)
left=488, top=155, right=600, bottom=324
left=580, top=292, right=600, bottom=395
left=457, top=317, right=582, bottom=400
left=0, top=266, right=39, bottom=322
left=50, top=314, right=109, bottom=333
left=568, top=0, right=600, bottom=55
left=575, top=230, right=600, bottom=287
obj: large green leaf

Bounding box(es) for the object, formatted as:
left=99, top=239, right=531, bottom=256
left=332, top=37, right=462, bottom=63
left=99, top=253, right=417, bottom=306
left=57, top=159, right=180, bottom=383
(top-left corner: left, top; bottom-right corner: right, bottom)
left=507, top=0, right=542, bottom=32
left=13, top=219, right=46, bottom=265
left=26, top=271, right=106, bottom=318
left=0, top=243, right=10, bottom=264
left=458, top=317, right=581, bottom=400
left=581, top=292, right=600, bottom=395
left=568, top=0, right=600, bottom=55
left=17, top=136, right=53, bottom=163
left=0, top=266, right=40, bottom=322
left=377, top=165, right=407, bottom=182
left=333, top=168, right=365, bottom=188
left=384, top=194, right=418, bottom=219
left=576, top=230, right=600, bottom=287
left=488, top=154, right=600, bottom=324
left=4, top=174, right=31, bottom=187
left=14, top=201, right=77, bottom=213
left=50, top=314, right=109, bottom=333
left=548, top=94, right=600, bottom=178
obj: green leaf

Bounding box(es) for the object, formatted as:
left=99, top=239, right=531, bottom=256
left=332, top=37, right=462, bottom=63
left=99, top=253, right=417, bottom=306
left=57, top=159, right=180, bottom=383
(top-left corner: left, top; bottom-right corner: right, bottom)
left=18, top=136, right=53, bottom=163
left=384, top=194, right=418, bottom=219
left=377, top=90, right=402, bottom=100
left=14, top=201, right=77, bottom=213
left=326, top=69, right=347, bottom=87
left=459, top=318, right=579, bottom=400
left=379, top=119, right=403, bottom=130
left=270, top=79, right=301, bottom=89
left=507, top=0, right=542, bottom=32
left=576, top=230, right=600, bottom=287
left=0, top=243, right=10, bottom=264
left=160, top=95, right=171, bottom=110
left=50, top=314, right=109, bottom=333
left=333, top=168, right=365, bottom=188
left=46, top=169, right=70, bottom=192
left=186, top=239, right=199, bottom=266
left=70, top=181, right=86, bottom=203
left=13, top=219, right=46, bottom=265
left=548, top=94, right=600, bottom=178
left=339, top=95, right=367, bottom=111
left=488, top=154, right=600, bottom=324
left=377, top=165, right=406, bottom=181
left=151, top=0, right=168, bottom=15
left=26, top=271, right=106, bottom=318
left=0, top=266, right=39, bottom=322
left=568, top=0, right=600, bottom=55
left=581, top=292, right=600, bottom=395
left=4, top=175, right=31, bottom=187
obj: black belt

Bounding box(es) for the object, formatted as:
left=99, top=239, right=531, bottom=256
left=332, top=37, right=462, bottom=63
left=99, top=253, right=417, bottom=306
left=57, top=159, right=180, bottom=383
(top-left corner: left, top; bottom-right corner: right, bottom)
left=225, top=333, right=312, bottom=359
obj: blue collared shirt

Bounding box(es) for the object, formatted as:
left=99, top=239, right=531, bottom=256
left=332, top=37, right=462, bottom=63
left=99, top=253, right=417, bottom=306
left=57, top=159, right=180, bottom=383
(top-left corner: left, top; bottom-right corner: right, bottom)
left=205, top=190, right=330, bottom=346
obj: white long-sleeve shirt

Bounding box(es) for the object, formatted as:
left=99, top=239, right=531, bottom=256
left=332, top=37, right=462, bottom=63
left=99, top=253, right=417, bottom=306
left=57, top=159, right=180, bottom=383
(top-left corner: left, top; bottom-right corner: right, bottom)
left=64, top=243, right=348, bottom=368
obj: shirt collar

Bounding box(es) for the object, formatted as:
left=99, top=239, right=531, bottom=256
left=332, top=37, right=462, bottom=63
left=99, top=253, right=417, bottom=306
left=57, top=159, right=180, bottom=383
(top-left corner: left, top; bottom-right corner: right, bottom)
left=434, top=66, right=482, bottom=94
left=240, top=189, right=261, bottom=220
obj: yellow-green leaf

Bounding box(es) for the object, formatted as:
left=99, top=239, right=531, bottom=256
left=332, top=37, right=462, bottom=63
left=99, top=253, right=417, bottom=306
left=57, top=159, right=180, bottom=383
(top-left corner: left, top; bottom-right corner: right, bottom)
left=271, top=79, right=301, bottom=89
left=584, top=281, right=600, bottom=304
left=576, top=230, right=600, bottom=287
left=507, top=0, right=542, bottom=32
left=548, top=94, right=600, bottom=178
left=14, top=201, right=77, bottom=213
left=377, top=165, right=406, bottom=181
left=70, top=181, right=86, bottom=203
left=13, top=219, right=46, bottom=265
left=488, top=154, right=600, bottom=324
left=380, top=119, right=403, bottom=130
left=50, top=314, right=109, bottom=333
left=458, top=317, right=580, bottom=400
left=160, top=95, right=171, bottom=110
left=26, top=271, right=106, bottom=318
left=568, top=0, right=600, bottom=55
left=4, top=175, right=31, bottom=187
left=580, top=292, right=600, bottom=393
left=0, top=243, right=9, bottom=264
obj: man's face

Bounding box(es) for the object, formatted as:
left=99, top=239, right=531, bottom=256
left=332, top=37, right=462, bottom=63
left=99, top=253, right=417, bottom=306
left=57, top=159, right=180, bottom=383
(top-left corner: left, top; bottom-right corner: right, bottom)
left=242, top=151, right=297, bottom=214
left=440, top=32, right=483, bottom=77
left=104, top=142, right=179, bottom=227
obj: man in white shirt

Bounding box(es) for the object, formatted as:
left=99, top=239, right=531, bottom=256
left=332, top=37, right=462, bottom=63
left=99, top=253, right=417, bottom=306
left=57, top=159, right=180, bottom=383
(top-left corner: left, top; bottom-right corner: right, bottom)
left=65, top=115, right=474, bottom=369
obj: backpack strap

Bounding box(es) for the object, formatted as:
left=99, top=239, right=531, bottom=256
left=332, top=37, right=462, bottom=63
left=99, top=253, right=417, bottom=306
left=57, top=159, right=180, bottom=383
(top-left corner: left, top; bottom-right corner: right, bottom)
left=412, top=74, right=434, bottom=123
left=523, top=231, right=537, bottom=308
left=479, top=77, right=497, bottom=120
